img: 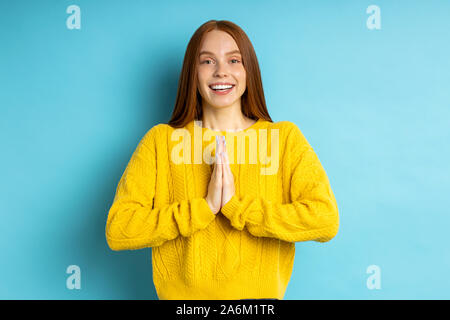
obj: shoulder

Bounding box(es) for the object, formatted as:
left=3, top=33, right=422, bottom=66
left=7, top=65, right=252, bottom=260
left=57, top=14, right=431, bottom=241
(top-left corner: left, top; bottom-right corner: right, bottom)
left=265, top=120, right=308, bottom=146
left=270, top=121, right=314, bottom=162
left=263, top=120, right=299, bottom=133
left=140, top=123, right=170, bottom=148
left=269, top=120, right=298, bottom=131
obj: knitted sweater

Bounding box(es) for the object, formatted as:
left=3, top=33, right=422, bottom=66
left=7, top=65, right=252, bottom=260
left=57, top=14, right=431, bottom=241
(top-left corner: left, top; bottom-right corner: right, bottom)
left=105, top=118, right=339, bottom=300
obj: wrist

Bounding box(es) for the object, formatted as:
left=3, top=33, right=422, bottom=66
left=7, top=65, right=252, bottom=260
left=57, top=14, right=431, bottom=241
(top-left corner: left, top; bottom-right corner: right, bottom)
left=205, top=197, right=219, bottom=215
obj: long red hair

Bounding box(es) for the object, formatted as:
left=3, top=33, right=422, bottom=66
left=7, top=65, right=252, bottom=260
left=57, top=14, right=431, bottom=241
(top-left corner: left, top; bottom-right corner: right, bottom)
left=167, top=20, right=273, bottom=128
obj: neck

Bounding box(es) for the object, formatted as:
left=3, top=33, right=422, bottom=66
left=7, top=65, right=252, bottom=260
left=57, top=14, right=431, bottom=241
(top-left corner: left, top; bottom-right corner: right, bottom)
left=200, top=104, right=255, bottom=132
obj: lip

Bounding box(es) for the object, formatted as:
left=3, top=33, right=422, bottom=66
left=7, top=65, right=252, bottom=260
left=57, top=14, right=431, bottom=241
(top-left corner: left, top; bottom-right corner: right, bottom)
left=209, top=82, right=235, bottom=87
left=209, top=85, right=234, bottom=95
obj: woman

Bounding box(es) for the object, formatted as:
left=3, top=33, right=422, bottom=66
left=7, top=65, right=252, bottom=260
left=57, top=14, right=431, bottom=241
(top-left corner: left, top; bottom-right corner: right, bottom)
left=105, top=20, right=339, bottom=300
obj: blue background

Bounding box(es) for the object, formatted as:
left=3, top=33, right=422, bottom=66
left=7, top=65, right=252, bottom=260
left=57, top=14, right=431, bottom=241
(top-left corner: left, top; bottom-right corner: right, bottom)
left=1, top=0, right=449, bottom=299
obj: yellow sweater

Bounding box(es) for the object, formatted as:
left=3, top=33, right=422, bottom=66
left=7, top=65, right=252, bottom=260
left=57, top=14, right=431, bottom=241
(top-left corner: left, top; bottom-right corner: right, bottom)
left=105, top=118, right=339, bottom=300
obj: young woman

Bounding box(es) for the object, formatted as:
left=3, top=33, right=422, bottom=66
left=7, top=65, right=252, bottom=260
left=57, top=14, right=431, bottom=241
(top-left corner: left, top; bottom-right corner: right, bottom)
left=105, top=20, right=339, bottom=300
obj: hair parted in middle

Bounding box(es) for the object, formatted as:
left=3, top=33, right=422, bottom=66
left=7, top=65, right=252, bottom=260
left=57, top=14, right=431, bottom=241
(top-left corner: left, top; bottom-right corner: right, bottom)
left=168, top=19, right=273, bottom=128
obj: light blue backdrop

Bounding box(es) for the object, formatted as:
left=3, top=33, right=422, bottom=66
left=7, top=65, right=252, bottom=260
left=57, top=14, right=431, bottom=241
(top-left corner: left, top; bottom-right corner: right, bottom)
left=1, top=0, right=449, bottom=299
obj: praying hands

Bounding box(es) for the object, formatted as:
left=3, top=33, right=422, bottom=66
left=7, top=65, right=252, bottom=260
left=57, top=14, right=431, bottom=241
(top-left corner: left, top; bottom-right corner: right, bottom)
left=205, top=135, right=236, bottom=215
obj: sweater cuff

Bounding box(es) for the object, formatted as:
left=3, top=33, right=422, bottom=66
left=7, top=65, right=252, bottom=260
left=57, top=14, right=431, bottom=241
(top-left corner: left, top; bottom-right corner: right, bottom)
left=220, top=195, right=246, bottom=230
left=197, top=197, right=217, bottom=227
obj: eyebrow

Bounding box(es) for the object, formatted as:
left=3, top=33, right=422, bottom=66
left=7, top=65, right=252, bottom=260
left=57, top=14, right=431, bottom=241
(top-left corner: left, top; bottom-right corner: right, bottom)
left=199, top=50, right=241, bottom=56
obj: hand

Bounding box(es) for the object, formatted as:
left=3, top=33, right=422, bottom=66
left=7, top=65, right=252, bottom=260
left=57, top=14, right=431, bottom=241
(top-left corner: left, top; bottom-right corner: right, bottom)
left=205, top=136, right=225, bottom=215
left=220, top=136, right=235, bottom=208
left=205, top=136, right=235, bottom=214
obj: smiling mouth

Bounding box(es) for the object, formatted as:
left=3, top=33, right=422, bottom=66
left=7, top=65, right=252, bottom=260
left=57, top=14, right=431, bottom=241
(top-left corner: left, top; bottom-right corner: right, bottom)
left=209, top=85, right=235, bottom=92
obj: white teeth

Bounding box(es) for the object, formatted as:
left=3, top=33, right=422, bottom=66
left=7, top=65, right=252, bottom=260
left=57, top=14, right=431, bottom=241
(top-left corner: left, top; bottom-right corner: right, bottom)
left=210, top=84, right=233, bottom=90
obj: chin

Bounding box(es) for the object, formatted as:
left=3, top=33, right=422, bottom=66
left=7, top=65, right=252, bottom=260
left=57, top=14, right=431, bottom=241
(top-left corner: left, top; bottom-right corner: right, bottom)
left=209, top=100, right=238, bottom=108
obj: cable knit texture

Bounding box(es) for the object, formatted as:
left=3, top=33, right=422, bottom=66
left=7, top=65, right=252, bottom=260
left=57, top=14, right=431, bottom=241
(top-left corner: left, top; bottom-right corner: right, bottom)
left=105, top=118, right=339, bottom=300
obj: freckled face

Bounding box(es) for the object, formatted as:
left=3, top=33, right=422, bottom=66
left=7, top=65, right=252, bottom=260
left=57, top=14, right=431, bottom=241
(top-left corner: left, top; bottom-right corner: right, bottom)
left=197, top=30, right=246, bottom=109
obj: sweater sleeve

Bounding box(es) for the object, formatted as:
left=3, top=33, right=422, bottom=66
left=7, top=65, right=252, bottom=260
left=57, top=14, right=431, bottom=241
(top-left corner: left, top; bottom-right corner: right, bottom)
left=220, top=122, right=339, bottom=243
left=105, top=125, right=216, bottom=251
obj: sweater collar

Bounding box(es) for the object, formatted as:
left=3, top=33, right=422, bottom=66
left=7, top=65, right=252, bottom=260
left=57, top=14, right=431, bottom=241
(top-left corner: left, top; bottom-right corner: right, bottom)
left=186, top=118, right=266, bottom=136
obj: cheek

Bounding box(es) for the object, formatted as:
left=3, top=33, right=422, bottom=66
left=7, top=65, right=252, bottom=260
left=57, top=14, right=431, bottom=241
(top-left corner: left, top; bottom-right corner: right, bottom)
left=236, top=70, right=246, bottom=90
left=197, top=71, right=204, bottom=84
left=235, top=68, right=246, bottom=84
left=197, top=71, right=208, bottom=92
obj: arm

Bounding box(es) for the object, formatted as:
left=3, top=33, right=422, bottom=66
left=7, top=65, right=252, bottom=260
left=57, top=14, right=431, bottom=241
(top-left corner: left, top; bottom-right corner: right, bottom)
left=105, top=126, right=216, bottom=251
left=220, top=123, right=339, bottom=243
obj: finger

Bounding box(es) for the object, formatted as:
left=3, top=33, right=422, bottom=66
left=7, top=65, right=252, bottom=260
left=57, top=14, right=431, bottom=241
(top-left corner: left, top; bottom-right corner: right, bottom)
left=221, top=149, right=229, bottom=167
left=216, top=148, right=223, bottom=165
left=223, top=148, right=229, bottom=165
left=222, top=136, right=226, bottom=155
left=220, top=152, right=226, bottom=181
left=221, top=152, right=230, bottom=182
left=215, top=136, right=220, bottom=156
left=223, top=152, right=233, bottom=181
left=220, top=135, right=224, bottom=150
left=211, top=157, right=217, bottom=177
left=216, top=155, right=222, bottom=181
left=221, top=136, right=229, bottom=166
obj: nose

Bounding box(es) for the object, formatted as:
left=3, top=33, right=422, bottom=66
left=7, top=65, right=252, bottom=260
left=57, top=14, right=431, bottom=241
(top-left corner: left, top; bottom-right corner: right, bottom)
left=213, top=60, right=228, bottom=77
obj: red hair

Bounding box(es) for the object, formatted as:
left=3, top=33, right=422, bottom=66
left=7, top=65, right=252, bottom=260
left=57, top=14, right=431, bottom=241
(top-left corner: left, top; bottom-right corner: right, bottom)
left=168, top=20, right=273, bottom=128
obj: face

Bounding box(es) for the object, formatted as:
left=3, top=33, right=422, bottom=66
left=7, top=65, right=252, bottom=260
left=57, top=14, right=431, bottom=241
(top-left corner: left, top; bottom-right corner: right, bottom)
left=197, top=30, right=246, bottom=111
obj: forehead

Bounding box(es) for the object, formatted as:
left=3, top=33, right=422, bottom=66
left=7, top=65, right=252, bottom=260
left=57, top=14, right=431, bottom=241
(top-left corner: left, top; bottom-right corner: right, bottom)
left=199, top=30, right=240, bottom=55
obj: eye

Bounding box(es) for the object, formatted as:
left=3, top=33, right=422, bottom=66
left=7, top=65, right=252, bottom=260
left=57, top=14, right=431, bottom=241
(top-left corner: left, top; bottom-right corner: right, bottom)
left=231, top=59, right=241, bottom=63
left=201, top=59, right=212, bottom=64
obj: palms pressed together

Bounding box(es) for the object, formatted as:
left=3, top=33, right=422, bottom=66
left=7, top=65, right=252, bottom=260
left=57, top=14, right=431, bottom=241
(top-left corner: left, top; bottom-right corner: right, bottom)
left=205, top=135, right=236, bottom=215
